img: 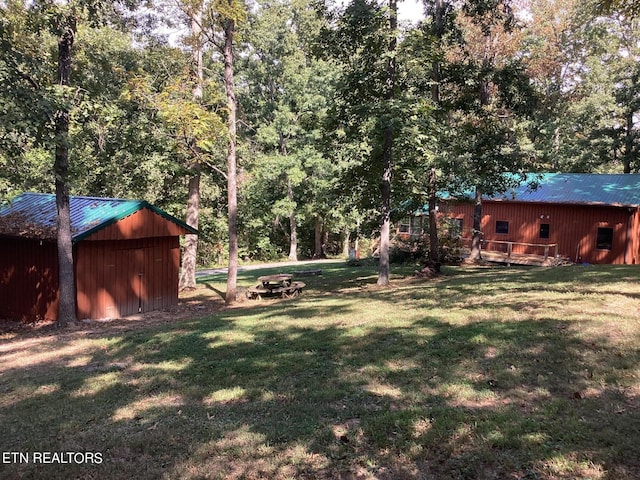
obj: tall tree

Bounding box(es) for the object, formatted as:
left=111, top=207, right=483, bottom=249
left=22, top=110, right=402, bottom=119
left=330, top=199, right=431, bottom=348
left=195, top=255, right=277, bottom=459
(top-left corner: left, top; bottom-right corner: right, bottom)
left=440, top=0, right=536, bottom=261
left=221, top=0, right=242, bottom=304
left=321, top=0, right=401, bottom=285
left=239, top=0, right=335, bottom=262
left=160, top=0, right=244, bottom=302
left=1, top=0, right=142, bottom=326
left=377, top=0, right=398, bottom=285
left=179, top=1, right=205, bottom=291
left=522, top=0, right=639, bottom=173
left=53, top=6, right=77, bottom=326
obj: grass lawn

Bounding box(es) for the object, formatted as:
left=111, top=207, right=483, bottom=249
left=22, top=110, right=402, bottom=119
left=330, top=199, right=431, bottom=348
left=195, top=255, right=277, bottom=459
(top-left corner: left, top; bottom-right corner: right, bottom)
left=1, top=261, right=640, bottom=479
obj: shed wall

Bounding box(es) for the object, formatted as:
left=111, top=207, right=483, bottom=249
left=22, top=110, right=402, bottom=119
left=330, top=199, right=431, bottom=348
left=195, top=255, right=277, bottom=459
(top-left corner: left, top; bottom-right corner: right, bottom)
left=75, top=237, right=180, bottom=319
left=442, top=202, right=637, bottom=264
left=85, top=208, right=188, bottom=241
left=0, top=238, right=60, bottom=321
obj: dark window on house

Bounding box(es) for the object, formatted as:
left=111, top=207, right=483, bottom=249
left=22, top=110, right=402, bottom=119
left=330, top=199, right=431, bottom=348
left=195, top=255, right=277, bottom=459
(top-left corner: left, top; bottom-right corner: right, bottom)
left=539, top=223, right=550, bottom=239
left=398, top=219, right=410, bottom=234
left=596, top=227, right=614, bottom=250
left=496, top=221, right=509, bottom=234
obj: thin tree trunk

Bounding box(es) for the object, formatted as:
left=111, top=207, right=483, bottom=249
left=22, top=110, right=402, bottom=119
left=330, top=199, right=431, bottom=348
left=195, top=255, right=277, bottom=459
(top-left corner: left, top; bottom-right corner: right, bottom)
left=279, top=133, right=298, bottom=262
left=179, top=172, right=200, bottom=290
left=428, top=167, right=438, bottom=263
left=224, top=16, right=239, bottom=304
left=427, top=0, right=444, bottom=264
left=179, top=8, right=204, bottom=291
left=623, top=110, right=633, bottom=174
left=469, top=186, right=483, bottom=260
left=355, top=219, right=360, bottom=258
left=431, top=0, right=444, bottom=104
left=377, top=0, right=397, bottom=287
left=468, top=38, right=492, bottom=262
left=55, top=21, right=77, bottom=327
left=314, top=215, right=324, bottom=258
left=287, top=176, right=298, bottom=261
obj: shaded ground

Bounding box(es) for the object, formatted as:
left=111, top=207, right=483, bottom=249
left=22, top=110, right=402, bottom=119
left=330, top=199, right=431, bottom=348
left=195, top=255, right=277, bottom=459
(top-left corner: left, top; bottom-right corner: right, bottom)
left=1, top=263, right=640, bottom=479
left=0, top=285, right=230, bottom=340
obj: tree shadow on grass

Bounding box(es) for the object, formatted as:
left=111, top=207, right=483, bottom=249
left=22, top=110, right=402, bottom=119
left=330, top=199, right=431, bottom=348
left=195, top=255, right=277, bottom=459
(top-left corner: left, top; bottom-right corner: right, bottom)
left=2, top=301, right=640, bottom=479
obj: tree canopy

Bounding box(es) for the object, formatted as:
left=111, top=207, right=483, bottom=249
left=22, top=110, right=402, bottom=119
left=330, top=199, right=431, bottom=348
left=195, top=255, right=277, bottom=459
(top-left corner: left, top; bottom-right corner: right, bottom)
left=1, top=0, right=638, bottom=288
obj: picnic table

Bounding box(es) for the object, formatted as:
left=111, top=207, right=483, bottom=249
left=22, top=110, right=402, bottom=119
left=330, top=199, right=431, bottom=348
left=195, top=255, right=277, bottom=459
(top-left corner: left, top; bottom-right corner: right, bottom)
left=246, top=274, right=306, bottom=300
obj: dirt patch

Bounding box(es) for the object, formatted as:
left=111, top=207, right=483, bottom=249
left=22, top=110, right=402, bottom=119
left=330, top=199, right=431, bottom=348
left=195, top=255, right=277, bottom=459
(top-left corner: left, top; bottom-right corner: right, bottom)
left=0, top=285, right=248, bottom=340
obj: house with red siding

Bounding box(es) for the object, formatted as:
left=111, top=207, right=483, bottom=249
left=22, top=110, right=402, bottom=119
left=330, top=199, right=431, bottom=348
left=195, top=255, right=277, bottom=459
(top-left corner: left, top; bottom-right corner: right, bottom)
left=399, top=174, right=640, bottom=265
left=0, top=193, right=197, bottom=322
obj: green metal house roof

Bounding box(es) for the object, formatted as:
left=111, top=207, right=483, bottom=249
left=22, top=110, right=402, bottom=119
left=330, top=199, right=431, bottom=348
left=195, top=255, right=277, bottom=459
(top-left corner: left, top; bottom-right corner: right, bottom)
left=493, top=173, right=640, bottom=207
left=441, top=173, right=640, bottom=208
left=0, top=193, right=197, bottom=242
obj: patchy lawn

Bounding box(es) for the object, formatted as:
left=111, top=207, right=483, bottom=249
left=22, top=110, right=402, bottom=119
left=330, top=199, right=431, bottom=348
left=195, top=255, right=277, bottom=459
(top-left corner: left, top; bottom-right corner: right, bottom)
left=1, top=261, right=640, bottom=479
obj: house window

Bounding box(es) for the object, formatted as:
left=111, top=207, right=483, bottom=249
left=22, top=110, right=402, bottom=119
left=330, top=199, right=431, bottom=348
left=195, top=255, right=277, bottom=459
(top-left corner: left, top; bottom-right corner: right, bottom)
left=496, top=221, right=509, bottom=234
left=596, top=227, right=614, bottom=250
left=539, top=223, right=550, bottom=239
left=398, top=219, right=410, bottom=234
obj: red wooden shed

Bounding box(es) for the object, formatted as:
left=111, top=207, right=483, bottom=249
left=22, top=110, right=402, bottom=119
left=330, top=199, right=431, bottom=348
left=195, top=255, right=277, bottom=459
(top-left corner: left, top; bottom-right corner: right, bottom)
left=441, top=174, right=640, bottom=265
left=0, top=193, right=197, bottom=322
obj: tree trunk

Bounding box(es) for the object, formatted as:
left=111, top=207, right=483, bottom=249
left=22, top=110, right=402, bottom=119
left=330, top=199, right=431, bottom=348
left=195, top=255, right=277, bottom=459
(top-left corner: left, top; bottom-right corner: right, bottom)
left=280, top=132, right=297, bottom=262
left=314, top=215, right=324, bottom=258
left=224, top=16, right=239, bottom=304
left=431, top=0, right=444, bottom=103
left=468, top=37, right=491, bottom=263
left=342, top=227, right=350, bottom=258
left=55, top=21, right=77, bottom=327
left=179, top=172, right=200, bottom=290
left=427, top=0, right=444, bottom=264
left=179, top=6, right=204, bottom=291
left=428, top=167, right=439, bottom=262
left=623, top=110, right=633, bottom=174
left=355, top=219, right=360, bottom=258
left=377, top=0, right=397, bottom=287
left=287, top=176, right=298, bottom=261
left=469, top=186, right=483, bottom=261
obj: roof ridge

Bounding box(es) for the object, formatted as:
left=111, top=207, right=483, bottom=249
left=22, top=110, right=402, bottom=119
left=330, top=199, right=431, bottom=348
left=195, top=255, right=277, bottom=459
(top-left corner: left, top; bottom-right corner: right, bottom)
left=19, top=192, right=140, bottom=203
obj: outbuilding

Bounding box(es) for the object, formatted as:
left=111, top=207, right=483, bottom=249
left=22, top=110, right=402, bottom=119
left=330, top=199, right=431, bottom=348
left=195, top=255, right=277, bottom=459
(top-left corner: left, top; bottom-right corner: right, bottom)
left=0, top=192, right=197, bottom=321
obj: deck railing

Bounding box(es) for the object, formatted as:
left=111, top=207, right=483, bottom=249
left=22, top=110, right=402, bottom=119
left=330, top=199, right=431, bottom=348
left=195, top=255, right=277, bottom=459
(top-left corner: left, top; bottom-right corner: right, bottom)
left=479, top=239, right=559, bottom=260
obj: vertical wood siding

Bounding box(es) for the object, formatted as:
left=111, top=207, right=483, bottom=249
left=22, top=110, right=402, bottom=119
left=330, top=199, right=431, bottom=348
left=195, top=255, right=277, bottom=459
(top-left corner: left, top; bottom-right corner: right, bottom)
left=85, top=208, right=188, bottom=241
left=442, top=201, right=637, bottom=264
left=2, top=203, right=187, bottom=321
left=75, top=237, right=180, bottom=319
left=0, top=239, right=60, bottom=321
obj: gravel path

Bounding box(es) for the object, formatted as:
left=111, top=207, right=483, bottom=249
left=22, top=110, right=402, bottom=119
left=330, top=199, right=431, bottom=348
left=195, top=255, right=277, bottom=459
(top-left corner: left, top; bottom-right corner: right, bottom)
left=195, top=258, right=341, bottom=277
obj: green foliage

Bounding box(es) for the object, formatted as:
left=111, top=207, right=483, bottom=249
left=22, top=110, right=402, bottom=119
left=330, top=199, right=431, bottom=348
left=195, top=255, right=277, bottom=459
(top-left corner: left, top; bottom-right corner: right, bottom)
left=237, top=0, right=344, bottom=259
left=1, top=0, right=639, bottom=264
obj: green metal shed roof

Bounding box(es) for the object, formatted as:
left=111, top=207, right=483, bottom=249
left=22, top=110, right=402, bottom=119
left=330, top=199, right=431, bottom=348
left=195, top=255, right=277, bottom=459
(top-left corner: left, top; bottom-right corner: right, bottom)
left=443, top=173, right=640, bottom=208
left=0, top=193, right=197, bottom=242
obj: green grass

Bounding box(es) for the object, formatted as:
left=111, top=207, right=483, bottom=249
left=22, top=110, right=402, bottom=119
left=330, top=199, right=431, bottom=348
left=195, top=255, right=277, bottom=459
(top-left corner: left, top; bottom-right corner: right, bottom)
left=2, top=261, right=640, bottom=479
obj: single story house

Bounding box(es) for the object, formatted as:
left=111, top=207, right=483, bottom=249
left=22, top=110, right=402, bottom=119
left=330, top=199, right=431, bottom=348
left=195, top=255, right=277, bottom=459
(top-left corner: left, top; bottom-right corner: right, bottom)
left=0, top=192, right=197, bottom=321
left=398, top=173, right=640, bottom=265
